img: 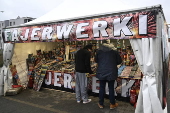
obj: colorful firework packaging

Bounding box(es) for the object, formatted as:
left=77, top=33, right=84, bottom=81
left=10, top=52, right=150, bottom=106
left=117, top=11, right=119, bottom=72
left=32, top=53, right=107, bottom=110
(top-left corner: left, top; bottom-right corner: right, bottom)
left=3, top=11, right=156, bottom=43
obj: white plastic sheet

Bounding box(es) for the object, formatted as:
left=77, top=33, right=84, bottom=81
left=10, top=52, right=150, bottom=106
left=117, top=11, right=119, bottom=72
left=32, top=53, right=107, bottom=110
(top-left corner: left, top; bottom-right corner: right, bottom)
left=0, top=43, right=14, bottom=96
left=0, top=68, right=3, bottom=95
left=12, top=42, right=59, bottom=84
left=130, top=38, right=163, bottom=113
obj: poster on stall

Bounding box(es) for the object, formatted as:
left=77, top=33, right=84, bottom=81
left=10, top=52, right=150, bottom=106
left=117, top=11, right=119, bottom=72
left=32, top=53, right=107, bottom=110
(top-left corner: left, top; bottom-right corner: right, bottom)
left=44, top=71, right=141, bottom=97
left=3, top=11, right=156, bottom=43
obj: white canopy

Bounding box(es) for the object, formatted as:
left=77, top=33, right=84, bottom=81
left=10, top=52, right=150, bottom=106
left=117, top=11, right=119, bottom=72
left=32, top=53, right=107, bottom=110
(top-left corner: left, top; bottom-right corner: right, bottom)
left=130, top=38, right=164, bottom=113
left=130, top=11, right=169, bottom=113
left=2, top=1, right=169, bottom=113
left=18, top=0, right=146, bottom=26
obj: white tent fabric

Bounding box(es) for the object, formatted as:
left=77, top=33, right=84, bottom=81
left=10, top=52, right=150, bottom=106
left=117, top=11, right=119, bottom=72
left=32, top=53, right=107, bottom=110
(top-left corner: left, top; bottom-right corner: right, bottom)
left=0, top=43, right=14, bottom=96
left=3, top=1, right=168, bottom=112
left=0, top=68, right=4, bottom=95
left=12, top=42, right=60, bottom=84
left=0, top=42, right=61, bottom=95
left=130, top=38, right=163, bottom=113
left=3, top=43, right=14, bottom=67
left=22, top=0, right=142, bottom=26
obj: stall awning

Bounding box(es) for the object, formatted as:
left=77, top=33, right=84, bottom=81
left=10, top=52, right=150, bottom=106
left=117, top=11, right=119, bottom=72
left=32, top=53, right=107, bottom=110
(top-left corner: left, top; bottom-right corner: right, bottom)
left=3, top=5, right=162, bottom=43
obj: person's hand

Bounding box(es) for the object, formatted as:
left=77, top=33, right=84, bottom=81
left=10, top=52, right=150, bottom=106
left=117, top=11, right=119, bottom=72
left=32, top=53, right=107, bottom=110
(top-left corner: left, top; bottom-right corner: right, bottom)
left=86, top=73, right=89, bottom=75
left=86, top=73, right=90, bottom=77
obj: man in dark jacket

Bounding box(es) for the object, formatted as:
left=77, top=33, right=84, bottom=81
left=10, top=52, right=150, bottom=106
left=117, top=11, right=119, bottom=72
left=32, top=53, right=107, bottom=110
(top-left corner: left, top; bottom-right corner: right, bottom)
left=75, top=44, right=93, bottom=104
left=95, top=40, right=122, bottom=109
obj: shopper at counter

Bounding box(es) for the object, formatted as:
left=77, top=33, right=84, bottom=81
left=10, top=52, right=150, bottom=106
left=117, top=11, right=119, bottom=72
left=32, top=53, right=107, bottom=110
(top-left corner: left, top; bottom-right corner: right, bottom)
left=95, top=40, right=122, bottom=109
left=75, top=44, right=93, bottom=104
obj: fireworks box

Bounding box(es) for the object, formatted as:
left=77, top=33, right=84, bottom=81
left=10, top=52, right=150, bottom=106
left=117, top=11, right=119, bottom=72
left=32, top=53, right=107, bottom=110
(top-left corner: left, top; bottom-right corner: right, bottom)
left=5, top=87, right=22, bottom=96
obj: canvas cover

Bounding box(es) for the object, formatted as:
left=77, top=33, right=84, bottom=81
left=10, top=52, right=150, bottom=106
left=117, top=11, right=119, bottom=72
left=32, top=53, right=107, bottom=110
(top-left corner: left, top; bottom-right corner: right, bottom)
left=1, top=3, right=169, bottom=113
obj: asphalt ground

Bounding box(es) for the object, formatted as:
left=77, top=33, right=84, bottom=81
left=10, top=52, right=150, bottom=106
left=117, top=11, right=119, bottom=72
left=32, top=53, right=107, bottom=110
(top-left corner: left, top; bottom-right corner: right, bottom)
left=0, top=80, right=169, bottom=113
left=0, top=88, right=135, bottom=113
left=0, top=71, right=169, bottom=113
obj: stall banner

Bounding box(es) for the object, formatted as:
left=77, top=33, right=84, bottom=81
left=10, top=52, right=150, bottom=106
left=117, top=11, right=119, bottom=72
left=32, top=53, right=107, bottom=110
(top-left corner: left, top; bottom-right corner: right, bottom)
left=3, top=11, right=156, bottom=43
left=45, top=71, right=141, bottom=97
left=45, top=71, right=76, bottom=90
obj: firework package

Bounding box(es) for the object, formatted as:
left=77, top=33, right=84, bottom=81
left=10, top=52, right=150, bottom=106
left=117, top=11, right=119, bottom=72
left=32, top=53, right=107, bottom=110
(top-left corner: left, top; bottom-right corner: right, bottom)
left=25, top=40, right=141, bottom=104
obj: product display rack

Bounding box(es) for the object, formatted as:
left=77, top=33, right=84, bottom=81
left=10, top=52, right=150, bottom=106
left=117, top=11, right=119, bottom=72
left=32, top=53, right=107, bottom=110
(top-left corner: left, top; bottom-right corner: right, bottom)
left=26, top=40, right=141, bottom=105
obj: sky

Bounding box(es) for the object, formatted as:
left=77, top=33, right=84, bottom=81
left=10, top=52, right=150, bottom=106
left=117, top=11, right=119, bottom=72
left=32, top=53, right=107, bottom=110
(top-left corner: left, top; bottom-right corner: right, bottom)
left=0, top=0, right=170, bottom=25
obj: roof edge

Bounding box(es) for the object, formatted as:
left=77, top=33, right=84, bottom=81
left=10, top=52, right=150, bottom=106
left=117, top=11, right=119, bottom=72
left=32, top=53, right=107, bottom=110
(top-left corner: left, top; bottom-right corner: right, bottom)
left=6, top=4, right=162, bottom=29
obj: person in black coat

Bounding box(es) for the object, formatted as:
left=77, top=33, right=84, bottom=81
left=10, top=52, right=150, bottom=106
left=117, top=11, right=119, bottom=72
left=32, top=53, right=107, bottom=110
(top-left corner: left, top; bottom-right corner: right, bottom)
left=75, top=44, right=93, bottom=74
left=75, top=44, right=93, bottom=104
left=95, top=40, right=122, bottom=109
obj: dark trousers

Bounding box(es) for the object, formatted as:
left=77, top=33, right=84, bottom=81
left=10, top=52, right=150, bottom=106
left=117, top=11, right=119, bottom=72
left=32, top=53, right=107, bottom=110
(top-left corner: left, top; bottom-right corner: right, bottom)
left=99, top=80, right=115, bottom=105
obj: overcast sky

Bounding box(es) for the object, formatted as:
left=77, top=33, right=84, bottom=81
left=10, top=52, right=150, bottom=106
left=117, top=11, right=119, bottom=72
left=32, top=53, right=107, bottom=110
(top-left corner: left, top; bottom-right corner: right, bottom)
left=0, top=0, right=170, bottom=24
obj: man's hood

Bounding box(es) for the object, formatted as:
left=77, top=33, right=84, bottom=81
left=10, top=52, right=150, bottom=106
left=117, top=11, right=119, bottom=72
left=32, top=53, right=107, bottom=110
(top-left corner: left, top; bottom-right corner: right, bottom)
left=99, top=43, right=116, bottom=52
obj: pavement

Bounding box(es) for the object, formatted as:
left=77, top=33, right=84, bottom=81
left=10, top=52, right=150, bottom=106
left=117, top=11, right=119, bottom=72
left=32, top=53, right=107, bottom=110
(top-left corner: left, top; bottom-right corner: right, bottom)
left=0, top=87, right=135, bottom=113
left=0, top=77, right=169, bottom=113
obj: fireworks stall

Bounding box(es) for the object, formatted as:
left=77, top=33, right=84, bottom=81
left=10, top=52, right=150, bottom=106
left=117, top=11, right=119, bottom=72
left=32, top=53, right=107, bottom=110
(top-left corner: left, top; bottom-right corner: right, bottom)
left=1, top=4, right=169, bottom=113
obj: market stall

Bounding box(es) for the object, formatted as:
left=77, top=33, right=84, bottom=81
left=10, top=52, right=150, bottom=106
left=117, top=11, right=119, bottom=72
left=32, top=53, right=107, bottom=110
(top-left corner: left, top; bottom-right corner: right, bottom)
left=1, top=4, right=169, bottom=113
left=24, top=39, right=141, bottom=100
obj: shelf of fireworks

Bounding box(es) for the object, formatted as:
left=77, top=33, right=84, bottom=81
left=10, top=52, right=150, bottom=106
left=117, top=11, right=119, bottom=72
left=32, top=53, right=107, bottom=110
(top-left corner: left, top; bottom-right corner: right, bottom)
left=24, top=40, right=141, bottom=106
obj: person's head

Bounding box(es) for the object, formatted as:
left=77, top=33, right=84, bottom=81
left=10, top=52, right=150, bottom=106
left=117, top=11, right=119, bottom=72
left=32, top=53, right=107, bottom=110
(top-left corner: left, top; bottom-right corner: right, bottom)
left=84, top=44, right=93, bottom=51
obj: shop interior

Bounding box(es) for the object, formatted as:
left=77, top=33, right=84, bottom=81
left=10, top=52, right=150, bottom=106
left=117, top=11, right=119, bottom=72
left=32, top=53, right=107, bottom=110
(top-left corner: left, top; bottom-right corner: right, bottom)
left=10, top=39, right=142, bottom=106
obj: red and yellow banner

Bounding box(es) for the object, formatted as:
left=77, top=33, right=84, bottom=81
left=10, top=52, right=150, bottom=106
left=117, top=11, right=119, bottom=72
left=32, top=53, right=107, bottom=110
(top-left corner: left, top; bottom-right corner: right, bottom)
left=3, top=11, right=156, bottom=43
